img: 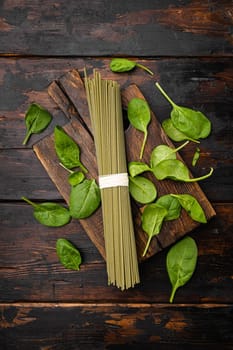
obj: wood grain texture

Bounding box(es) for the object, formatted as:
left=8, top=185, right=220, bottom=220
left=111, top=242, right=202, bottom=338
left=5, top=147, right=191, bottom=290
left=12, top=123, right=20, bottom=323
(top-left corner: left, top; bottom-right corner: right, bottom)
left=0, top=303, right=232, bottom=349
left=0, top=202, right=232, bottom=303
left=33, top=69, right=215, bottom=261
left=0, top=1, right=232, bottom=56
left=0, top=2, right=233, bottom=344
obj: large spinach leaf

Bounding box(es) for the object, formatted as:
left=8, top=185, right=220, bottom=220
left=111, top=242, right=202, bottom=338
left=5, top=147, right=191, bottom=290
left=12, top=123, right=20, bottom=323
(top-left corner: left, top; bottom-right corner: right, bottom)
left=129, top=175, right=157, bottom=204
left=155, top=82, right=211, bottom=140
left=56, top=238, right=82, bottom=270
left=127, top=98, right=151, bottom=159
left=166, top=236, right=198, bottom=302
left=22, top=196, right=71, bottom=227
left=171, top=194, right=207, bottom=223
left=54, top=126, right=87, bottom=172
left=69, top=179, right=101, bottom=219
left=142, top=204, right=167, bottom=257
left=22, top=103, right=52, bottom=145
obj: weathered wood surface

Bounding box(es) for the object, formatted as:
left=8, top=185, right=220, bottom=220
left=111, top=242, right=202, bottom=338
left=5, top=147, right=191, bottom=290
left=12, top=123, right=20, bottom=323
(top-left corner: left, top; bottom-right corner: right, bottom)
left=0, top=57, right=232, bottom=202
left=1, top=303, right=233, bottom=349
left=33, top=69, right=215, bottom=260
left=0, top=0, right=232, bottom=56
left=0, top=1, right=233, bottom=348
left=0, top=202, right=232, bottom=303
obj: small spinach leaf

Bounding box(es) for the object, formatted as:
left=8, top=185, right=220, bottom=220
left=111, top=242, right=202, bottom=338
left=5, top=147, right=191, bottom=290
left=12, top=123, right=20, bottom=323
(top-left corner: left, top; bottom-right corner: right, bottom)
left=156, top=194, right=181, bottom=221
left=192, top=147, right=200, bottom=166
left=110, top=58, right=153, bottom=75
left=129, top=175, right=157, bottom=204
left=59, top=162, right=85, bottom=186
left=22, top=196, right=71, bottom=227
left=22, top=103, right=52, bottom=145
left=150, top=141, right=189, bottom=168
left=162, top=118, right=199, bottom=143
left=68, top=171, right=85, bottom=186
left=128, top=161, right=152, bottom=178
left=152, top=159, right=213, bottom=182
left=127, top=98, right=151, bottom=159
left=69, top=179, right=101, bottom=219
left=56, top=238, right=82, bottom=270
left=142, top=204, right=167, bottom=257
left=54, top=126, right=87, bottom=172
left=166, top=236, right=198, bottom=303
left=171, top=194, right=207, bottom=223
left=155, top=82, right=211, bottom=140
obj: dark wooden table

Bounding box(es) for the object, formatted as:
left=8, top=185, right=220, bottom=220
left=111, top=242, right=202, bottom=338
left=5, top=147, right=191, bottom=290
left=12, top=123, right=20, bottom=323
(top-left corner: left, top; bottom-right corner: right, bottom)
left=0, top=1, right=233, bottom=349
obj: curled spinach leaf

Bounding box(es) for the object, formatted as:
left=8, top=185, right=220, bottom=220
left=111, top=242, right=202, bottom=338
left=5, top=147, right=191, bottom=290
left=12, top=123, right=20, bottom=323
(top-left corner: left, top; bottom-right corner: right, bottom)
left=142, top=204, right=167, bottom=257
left=192, top=147, right=200, bottom=167
left=150, top=141, right=189, bottom=168
left=110, top=58, right=153, bottom=75
left=152, top=159, right=213, bottom=182
left=69, top=179, right=101, bottom=219
left=166, top=236, right=198, bottom=303
left=22, top=103, right=52, bottom=145
left=22, top=196, right=71, bottom=227
left=128, top=161, right=152, bottom=178
left=56, top=238, right=82, bottom=270
left=162, top=118, right=200, bottom=143
left=156, top=194, right=181, bottom=221
left=171, top=194, right=207, bottom=223
left=59, top=162, right=85, bottom=186
left=155, top=82, right=211, bottom=140
left=68, top=171, right=85, bottom=186
left=128, top=98, right=151, bottom=159
left=129, top=175, right=157, bottom=204
left=54, top=126, right=87, bottom=173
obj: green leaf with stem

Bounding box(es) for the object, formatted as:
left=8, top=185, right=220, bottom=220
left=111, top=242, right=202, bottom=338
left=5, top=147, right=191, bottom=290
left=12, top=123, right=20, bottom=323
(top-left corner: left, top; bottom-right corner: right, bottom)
left=54, top=126, right=88, bottom=173
left=142, top=204, right=167, bottom=257
left=22, top=196, right=71, bottom=227
left=127, top=98, right=151, bottom=159
left=150, top=140, right=189, bottom=168
left=22, top=103, right=52, bottom=145
left=155, top=82, right=211, bottom=140
left=166, top=236, right=198, bottom=303
left=110, top=58, right=153, bottom=75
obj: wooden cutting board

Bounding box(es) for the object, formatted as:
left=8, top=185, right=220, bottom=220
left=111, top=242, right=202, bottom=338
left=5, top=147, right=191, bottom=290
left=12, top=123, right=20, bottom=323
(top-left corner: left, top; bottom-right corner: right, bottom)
left=33, top=69, right=216, bottom=261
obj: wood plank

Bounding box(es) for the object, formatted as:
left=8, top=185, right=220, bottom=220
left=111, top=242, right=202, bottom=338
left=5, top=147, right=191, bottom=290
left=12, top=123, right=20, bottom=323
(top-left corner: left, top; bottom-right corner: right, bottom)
left=34, top=69, right=215, bottom=262
left=0, top=303, right=232, bottom=349
left=0, top=1, right=232, bottom=56
left=0, top=202, right=232, bottom=303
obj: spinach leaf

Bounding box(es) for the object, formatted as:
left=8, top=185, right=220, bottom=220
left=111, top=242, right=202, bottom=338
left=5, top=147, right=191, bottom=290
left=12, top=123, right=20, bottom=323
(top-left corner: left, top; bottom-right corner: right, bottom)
left=142, top=204, right=167, bottom=257
left=162, top=118, right=200, bottom=143
left=22, top=103, right=52, bottom=145
left=192, top=147, right=200, bottom=166
left=54, top=126, right=87, bottom=173
left=56, top=238, right=82, bottom=270
left=152, top=159, right=213, bottom=182
left=155, top=82, right=211, bottom=140
left=110, top=58, right=153, bottom=75
left=22, top=196, right=71, bottom=227
left=68, top=171, right=85, bottom=186
left=156, top=194, right=181, bottom=221
left=129, top=175, right=157, bottom=204
left=127, top=98, right=151, bottom=159
left=166, top=236, right=198, bottom=303
left=171, top=194, right=207, bottom=223
left=150, top=141, right=189, bottom=168
left=128, top=161, right=152, bottom=178
left=69, top=179, right=101, bottom=219
left=59, top=162, right=85, bottom=186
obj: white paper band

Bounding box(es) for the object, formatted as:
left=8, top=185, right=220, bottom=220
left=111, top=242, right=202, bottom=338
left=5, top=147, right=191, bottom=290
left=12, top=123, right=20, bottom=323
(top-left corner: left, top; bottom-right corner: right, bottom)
left=99, top=173, right=129, bottom=189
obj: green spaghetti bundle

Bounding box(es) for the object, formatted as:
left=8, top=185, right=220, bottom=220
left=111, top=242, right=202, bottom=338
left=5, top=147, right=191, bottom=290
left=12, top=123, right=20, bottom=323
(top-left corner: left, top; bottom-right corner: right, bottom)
left=85, top=70, right=140, bottom=290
